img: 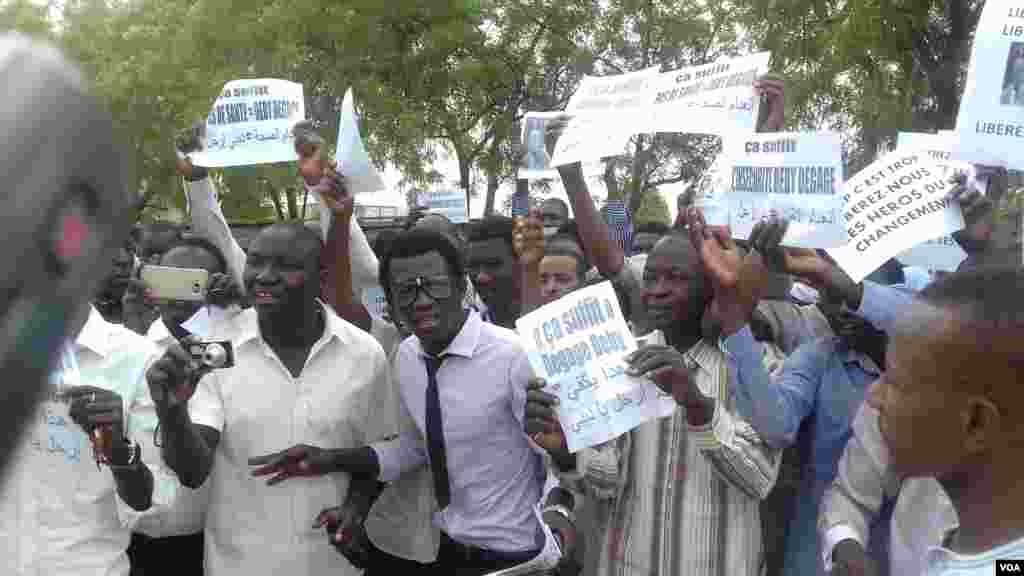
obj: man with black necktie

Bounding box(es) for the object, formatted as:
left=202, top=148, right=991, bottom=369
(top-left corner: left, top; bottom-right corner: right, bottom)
left=248, top=228, right=566, bottom=576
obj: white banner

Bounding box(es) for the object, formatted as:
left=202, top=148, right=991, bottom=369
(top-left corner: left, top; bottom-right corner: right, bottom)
left=549, top=52, right=770, bottom=166
left=192, top=79, right=304, bottom=168
left=892, top=132, right=978, bottom=272
left=515, top=282, right=675, bottom=453
left=337, top=88, right=386, bottom=194
left=723, top=132, right=845, bottom=247
left=954, top=0, right=1024, bottom=169
left=828, top=152, right=969, bottom=283
left=420, top=189, right=468, bottom=224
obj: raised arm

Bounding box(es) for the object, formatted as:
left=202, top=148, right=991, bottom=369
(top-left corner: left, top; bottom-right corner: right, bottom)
left=557, top=163, right=625, bottom=278
left=315, top=167, right=371, bottom=331
left=513, top=210, right=545, bottom=314
left=147, top=339, right=222, bottom=489
left=176, top=156, right=247, bottom=289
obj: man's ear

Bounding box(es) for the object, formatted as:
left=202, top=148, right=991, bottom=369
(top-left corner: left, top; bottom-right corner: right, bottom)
left=962, top=395, right=1002, bottom=455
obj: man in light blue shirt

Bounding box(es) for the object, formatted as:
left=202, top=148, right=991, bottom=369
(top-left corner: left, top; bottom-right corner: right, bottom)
left=703, top=217, right=919, bottom=576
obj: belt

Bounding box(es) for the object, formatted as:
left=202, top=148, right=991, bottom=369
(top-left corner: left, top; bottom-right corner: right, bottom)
left=440, top=532, right=541, bottom=566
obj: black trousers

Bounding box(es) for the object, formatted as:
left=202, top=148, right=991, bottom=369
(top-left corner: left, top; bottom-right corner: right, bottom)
left=127, top=532, right=204, bottom=576
left=433, top=532, right=541, bottom=576
left=364, top=539, right=436, bottom=576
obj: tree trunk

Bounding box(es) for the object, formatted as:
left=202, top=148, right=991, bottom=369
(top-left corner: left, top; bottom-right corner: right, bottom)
left=627, top=136, right=650, bottom=216
left=457, top=148, right=472, bottom=217
left=267, top=181, right=286, bottom=220
left=285, top=186, right=299, bottom=220
left=484, top=136, right=500, bottom=217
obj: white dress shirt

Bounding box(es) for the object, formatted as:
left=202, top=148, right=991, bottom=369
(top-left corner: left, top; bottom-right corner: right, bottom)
left=819, top=405, right=958, bottom=576
left=129, top=318, right=210, bottom=538
left=186, top=304, right=391, bottom=576
left=363, top=314, right=440, bottom=563
left=371, top=311, right=548, bottom=553
left=0, top=306, right=160, bottom=576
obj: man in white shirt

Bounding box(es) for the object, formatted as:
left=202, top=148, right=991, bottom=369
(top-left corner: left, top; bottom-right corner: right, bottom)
left=125, top=235, right=236, bottom=575
left=246, top=228, right=561, bottom=576
left=0, top=299, right=162, bottom=576
left=820, top=402, right=959, bottom=576
left=866, top=267, right=1024, bottom=576
left=146, top=222, right=391, bottom=576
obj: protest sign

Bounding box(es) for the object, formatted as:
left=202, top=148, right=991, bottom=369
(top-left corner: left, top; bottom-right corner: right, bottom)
left=550, top=53, right=770, bottom=166
left=420, top=189, right=468, bottom=224
left=641, top=51, right=769, bottom=135
left=954, top=0, right=1024, bottom=169
left=515, top=281, right=675, bottom=453
left=827, top=152, right=969, bottom=283
left=722, top=131, right=845, bottom=247
left=519, top=112, right=564, bottom=180
left=337, top=88, right=386, bottom=194
left=892, top=132, right=979, bottom=272
left=362, top=285, right=388, bottom=319
left=191, top=79, right=304, bottom=168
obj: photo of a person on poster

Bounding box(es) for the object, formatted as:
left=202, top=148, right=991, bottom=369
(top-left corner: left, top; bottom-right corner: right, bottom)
left=1000, top=42, right=1024, bottom=106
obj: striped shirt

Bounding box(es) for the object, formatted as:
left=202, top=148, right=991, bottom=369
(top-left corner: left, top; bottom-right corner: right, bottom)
left=560, top=339, right=780, bottom=576
left=605, top=199, right=633, bottom=258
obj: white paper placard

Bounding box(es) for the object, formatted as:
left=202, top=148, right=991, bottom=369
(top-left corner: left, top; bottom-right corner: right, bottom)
left=722, top=131, right=845, bottom=247
left=336, top=87, right=386, bottom=194
left=549, top=53, right=770, bottom=166
left=420, top=189, right=468, bottom=224
left=515, top=281, right=675, bottom=453
left=953, top=0, right=1024, bottom=169
left=828, top=153, right=968, bottom=282
left=192, top=79, right=304, bottom=168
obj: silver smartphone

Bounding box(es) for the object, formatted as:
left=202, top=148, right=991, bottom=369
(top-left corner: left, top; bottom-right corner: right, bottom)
left=141, top=265, right=209, bottom=302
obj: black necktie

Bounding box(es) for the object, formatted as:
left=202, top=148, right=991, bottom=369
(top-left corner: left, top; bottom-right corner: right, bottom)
left=424, top=354, right=451, bottom=509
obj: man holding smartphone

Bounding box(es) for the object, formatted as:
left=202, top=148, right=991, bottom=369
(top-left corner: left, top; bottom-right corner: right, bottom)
left=122, top=235, right=236, bottom=576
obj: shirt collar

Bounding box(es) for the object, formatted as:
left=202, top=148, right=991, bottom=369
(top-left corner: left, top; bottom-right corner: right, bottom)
left=686, top=339, right=722, bottom=376
left=74, top=305, right=116, bottom=358
left=415, top=310, right=482, bottom=359
left=237, top=299, right=349, bottom=347
left=836, top=341, right=882, bottom=376
left=146, top=317, right=175, bottom=344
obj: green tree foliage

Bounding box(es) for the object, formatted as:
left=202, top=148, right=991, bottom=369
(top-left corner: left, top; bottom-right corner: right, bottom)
left=736, top=0, right=983, bottom=173
left=633, top=188, right=671, bottom=227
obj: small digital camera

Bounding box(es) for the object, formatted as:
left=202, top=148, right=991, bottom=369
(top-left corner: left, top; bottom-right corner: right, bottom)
left=186, top=341, right=235, bottom=370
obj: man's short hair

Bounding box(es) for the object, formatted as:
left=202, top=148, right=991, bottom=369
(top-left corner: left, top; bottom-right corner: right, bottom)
left=380, top=228, right=466, bottom=301
left=545, top=233, right=589, bottom=281
left=541, top=197, right=569, bottom=216
left=291, top=120, right=325, bottom=149
left=918, top=266, right=1024, bottom=401
left=372, top=229, right=398, bottom=259
left=260, top=221, right=324, bottom=266
left=467, top=215, right=515, bottom=251
left=635, top=221, right=670, bottom=236
left=162, top=235, right=228, bottom=274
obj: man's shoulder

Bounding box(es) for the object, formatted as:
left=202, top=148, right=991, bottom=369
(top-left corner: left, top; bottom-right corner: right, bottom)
left=328, top=311, right=388, bottom=362
left=476, top=319, right=526, bottom=356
